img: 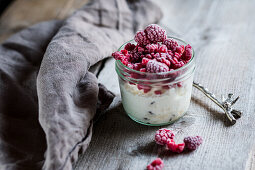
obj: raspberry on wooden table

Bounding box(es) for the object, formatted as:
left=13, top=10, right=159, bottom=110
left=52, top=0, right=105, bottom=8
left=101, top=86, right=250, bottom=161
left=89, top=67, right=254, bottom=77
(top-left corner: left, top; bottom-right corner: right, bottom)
left=147, top=158, right=164, bottom=170
left=166, top=141, right=185, bottom=153
left=184, top=136, right=203, bottom=150
left=145, top=24, right=167, bottom=43
left=155, top=128, right=175, bottom=145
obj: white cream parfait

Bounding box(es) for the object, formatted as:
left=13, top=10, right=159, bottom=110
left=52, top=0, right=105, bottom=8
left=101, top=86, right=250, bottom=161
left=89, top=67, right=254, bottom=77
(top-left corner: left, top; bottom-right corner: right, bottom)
left=115, top=38, right=195, bottom=126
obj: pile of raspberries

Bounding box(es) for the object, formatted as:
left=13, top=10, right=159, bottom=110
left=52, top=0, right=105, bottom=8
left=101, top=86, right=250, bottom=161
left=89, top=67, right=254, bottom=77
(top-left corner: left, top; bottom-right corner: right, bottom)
left=112, top=24, right=192, bottom=74
left=155, top=128, right=202, bottom=152
left=147, top=129, right=202, bottom=170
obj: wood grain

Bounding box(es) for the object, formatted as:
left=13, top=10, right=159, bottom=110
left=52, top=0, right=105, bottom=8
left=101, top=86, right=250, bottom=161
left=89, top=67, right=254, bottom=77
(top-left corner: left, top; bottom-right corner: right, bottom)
left=0, top=0, right=89, bottom=42
left=75, top=0, right=255, bottom=169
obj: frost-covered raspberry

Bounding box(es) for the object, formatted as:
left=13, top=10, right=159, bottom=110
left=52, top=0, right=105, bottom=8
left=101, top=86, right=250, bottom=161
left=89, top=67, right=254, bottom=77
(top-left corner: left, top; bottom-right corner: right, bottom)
left=140, top=68, right=146, bottom=72
left=130, top=53, right=141, bottom=63
left=166, top=141, right=185, bottom=153
left=172, top=60, right=185, bottom=69
left=167, top=50, right=174, bottom=57
left=147, top=158, right=164, bottom=170
left=161, top=58, right=171, bottom=67
left=176, top=45, right=185, bottom=55
left=146, top=60, right=169, bottom=73
left=163, top=38, right=178, bottom=52
left=134, top=30, right=150, bottom=46
left=133, top=63, right=143, bottom=70
left=146, top=44, right=158, bottom=53
left=155, top=128, right=175, bottom=145
left=145, top=24, right=167, bottom=43
left=127, top=63, right=134, bottom=69
left=142, top=58, right=151, bottom=65
left=174, top=52, right=181, bottom=60
left=184, top=136, right=203, bottom=150
left=181, top=44, right=193, bottom=61
left=112, top=51, right=124, bottom=60
left=168, top=56, right=178, bottom=65
left=124, top=43, right=136, bottom=51
left=145, top=54, right=153, bottom=59
left=158, top=44, right=168, bottom=53
left=138, top=46, right=145, bottom=53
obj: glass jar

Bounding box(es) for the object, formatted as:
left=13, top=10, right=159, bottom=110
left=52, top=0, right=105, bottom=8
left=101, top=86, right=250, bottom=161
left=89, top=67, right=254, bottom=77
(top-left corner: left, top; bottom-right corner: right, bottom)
left=115, top=37, right=195, bottom=126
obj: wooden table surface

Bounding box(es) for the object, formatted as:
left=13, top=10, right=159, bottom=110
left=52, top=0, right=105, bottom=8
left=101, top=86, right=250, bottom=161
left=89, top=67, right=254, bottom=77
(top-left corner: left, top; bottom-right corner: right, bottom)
left=1, top=0, right=255, bottom=170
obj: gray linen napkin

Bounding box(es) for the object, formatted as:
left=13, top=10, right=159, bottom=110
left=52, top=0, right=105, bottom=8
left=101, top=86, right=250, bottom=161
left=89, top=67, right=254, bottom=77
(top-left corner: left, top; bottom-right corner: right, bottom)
left=0, top=0, right=162, bottom=169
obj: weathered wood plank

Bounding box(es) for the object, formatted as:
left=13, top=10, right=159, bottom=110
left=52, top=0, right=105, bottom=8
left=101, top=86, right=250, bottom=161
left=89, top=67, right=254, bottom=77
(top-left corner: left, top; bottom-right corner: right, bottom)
left=0, top=0, right=89, bottom=42
left=75, top=0, right=255, bottom=169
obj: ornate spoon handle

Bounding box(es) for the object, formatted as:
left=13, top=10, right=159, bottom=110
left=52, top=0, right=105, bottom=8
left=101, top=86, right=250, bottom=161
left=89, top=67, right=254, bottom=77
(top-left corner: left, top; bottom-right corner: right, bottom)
left=193, top=82, right=242, bottom=125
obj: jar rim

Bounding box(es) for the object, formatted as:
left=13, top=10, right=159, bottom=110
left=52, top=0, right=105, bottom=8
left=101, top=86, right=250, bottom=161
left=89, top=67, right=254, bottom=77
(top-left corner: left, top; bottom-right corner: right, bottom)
left=116, top=36, right=195, bottom=75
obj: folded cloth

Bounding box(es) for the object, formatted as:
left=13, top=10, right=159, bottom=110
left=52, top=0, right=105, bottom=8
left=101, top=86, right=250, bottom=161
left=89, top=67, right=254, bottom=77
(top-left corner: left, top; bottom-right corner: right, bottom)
left=0, top=0, right=162, bottom=169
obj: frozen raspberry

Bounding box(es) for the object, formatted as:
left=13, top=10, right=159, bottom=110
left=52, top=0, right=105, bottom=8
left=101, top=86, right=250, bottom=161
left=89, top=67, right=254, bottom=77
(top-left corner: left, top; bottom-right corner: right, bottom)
left=169, top=57, right=179, bottom=65
left=121, top=49, right=128, bottom=56
left=155, top=57, right=163, bottom=63
left=167, top=50, right=174, bottom=57
left=146, top=44, right=158, bottom=53
left=127, top=63, right=134, bottom=69
left=145, top=24, right=167, bottom=43
left=133, top=63, right=143, bottom=70
left=182, top=60, right=190, bottom=64
left=172, top=61, right=185, bottom=69
left=124, top=43, right=136, bottom=51
left=155, top=128, right=175, bottom=145
left=145, top=54, right=153, bottom=59
left=138, top=46, right=145, bottom=53
left=166, top=141, right=185, bottom=153
left=142, top=58, right=151, bottom=65
left=176, top=45, right=185, bottom=55
left=153, top=53, right=161, bottom=60
left=182, top=44, right=193, bottom=61
left=158, top=45, right=168, bottom=53
left=163, top=38, right=178, bottom=52
left=161, top=58, right=171, bottom=67
left=147, top=158, right=164, bottom=170
left=154, top=53, right=167, bottom=64
left=174, top=52, right=181, bottom=60
left=140, top=68, right=146, bottom=72
left=165, top=53, right=172, bottom=61
left=130, top=53, right=141, bottom=63
left=184, top=136, right=203, bottom=150
left=112, top=51, right=124, bottom=60
left=134, top=30, right=150, bottom=46
left=146, top=60, right=169, bottom=73
left=121, top=59, right=129, bottom=66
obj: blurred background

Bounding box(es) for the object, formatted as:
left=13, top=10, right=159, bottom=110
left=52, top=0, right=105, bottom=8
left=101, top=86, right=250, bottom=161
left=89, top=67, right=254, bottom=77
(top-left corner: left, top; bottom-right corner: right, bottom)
left=0, top=0, right=90, bottom=42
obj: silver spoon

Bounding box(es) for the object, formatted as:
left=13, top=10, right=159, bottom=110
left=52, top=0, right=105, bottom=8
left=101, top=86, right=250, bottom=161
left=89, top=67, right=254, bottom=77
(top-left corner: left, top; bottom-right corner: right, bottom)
left=193, top=82, right=242, bottom=125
